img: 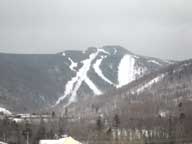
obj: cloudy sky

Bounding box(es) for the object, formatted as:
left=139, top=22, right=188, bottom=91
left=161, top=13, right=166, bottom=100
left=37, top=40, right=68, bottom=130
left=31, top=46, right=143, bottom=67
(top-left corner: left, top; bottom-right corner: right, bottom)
left=0, top=0, right=192, bottom=60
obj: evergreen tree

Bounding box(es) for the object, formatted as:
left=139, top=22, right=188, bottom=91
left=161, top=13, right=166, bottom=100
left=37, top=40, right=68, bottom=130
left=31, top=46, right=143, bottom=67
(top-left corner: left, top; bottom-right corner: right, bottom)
left=113, top=114, right=120, bottom=128
left=96, top=116, right=103, bottom=131
left=51, top=111, right=56, bottom=119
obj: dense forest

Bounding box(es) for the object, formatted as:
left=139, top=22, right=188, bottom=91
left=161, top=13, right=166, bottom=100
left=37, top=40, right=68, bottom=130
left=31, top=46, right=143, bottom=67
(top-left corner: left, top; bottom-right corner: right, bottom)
left=1, top=103, right=192, bottom=144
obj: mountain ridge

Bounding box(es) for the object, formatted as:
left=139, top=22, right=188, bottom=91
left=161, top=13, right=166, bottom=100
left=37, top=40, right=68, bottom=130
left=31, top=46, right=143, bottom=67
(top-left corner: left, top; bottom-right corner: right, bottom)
left=66, top=59, right=192, bottom=121
left=0, top=46, right=171, bottom=112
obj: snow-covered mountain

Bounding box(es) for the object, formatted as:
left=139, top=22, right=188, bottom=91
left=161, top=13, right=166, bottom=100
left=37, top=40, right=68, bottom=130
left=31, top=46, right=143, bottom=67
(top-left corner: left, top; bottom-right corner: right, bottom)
left=68, top=59, right=192, bottom=122
left=0, top=46, right=171, bottom=112
left=54, top=46, right=171, bottom=107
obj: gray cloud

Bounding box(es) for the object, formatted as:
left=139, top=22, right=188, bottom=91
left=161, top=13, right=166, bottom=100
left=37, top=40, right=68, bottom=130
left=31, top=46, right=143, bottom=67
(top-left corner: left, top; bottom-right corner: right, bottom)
left=0, top=0, right=192, bottom=60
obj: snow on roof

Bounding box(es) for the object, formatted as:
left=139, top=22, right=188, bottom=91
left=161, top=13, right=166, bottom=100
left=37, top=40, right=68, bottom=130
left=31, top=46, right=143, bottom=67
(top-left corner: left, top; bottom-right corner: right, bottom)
left=39, top=137, right=81, bottom=144
left=0, top=107, right=12, bottom=115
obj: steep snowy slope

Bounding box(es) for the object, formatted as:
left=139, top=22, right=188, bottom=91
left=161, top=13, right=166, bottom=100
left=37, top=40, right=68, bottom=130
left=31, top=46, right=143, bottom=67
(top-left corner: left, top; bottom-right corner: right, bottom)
left=54, top=46, right=171, bottom=107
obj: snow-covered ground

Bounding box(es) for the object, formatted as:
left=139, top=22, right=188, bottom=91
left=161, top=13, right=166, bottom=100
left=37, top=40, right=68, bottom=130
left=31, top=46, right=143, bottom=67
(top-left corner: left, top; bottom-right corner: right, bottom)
left=68, top=57, right=78, bottom=71
left=0, top=107, right=11, bottom=115
left=39, top=137, right=81, bottom=144
left=0, top=141, right=8, bottom=144
left=55, top=50, right=102, bottom=106
left=117, top=54, right=140, bottom=88
left=55, top=48, right=167, bottom=107
left=12, top=118, right=24, bottom=123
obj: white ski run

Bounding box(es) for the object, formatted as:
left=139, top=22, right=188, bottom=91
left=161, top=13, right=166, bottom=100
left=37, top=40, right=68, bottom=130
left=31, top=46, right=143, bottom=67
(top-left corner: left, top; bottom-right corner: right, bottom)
left=55, top=50, right=102, bottom=106
left=117, top=54, right=137, bottom=88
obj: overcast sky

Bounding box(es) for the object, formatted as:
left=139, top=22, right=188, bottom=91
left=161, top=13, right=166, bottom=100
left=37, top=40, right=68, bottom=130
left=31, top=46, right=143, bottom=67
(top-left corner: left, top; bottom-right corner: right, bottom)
left=0, top=0, right=192, bottom=60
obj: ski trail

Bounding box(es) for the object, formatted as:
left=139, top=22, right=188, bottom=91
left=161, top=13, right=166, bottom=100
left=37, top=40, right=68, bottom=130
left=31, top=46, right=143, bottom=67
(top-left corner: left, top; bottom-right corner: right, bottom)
left=55, top=50, right=101, bottom=105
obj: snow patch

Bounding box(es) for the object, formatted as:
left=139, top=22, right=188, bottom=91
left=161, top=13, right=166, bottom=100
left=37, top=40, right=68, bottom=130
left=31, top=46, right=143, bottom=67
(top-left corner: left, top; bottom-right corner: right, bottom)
left=12, top=118, right=24, bottom=123
left=148, top=60, right=162, bottom=65
left=98, top=48, right=110, bottom=55
left=68, top=57, right=78, bottom=71
left=158, top=111, right=169, bottom=118
left=117, top=55, right=142, bottom=88
left=136, top=74, right=165, bottom=94
left=133, top=55, right=140, bottom=59
left=39, top=137, right=81, bottom=144
left=0, top=107, right=11, bottom=115
left=62, top=52, right=66, bottom=56
left=93, top=56, right=114, bottom=85
left=0, top=141, right=8, bottom=144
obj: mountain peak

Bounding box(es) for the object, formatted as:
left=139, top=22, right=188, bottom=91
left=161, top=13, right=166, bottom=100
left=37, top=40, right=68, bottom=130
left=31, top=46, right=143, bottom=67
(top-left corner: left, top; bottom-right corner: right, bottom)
left=101, top=45, right=133, bottom=55
left=58, top=45, right=133, bottom=56
left=86, top=47, right=98, bottom=53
